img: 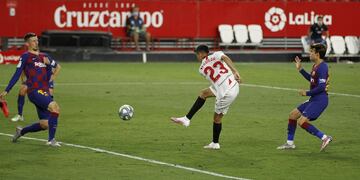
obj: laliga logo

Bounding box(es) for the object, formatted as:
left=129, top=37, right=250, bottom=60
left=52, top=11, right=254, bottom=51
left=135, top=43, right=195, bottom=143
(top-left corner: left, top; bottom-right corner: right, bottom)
left=265, top=7, right=287, bottom=32
left=264, top=7, right=333, bottom=32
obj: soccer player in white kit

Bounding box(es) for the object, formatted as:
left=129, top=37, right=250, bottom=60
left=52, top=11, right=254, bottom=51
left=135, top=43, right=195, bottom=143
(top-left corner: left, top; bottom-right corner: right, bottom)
left=171, top=45, right=241, bottom=149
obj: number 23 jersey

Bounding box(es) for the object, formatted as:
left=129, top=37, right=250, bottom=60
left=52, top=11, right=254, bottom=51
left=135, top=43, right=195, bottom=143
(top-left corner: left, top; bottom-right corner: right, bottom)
left=199, top=51, right=237, bottom=98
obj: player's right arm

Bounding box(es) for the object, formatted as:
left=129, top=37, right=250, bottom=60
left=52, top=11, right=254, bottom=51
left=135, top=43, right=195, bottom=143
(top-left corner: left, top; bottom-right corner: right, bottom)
left=221, top=55, right=242, bottom=83
left=0, top=55, right=27, bottom=99
left=295, top=56, right=311, bottom=81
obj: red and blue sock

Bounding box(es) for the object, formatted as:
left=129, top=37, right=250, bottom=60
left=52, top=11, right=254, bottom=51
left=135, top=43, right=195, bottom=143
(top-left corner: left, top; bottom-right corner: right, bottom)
left=21, top=123, right=44, bottom=135
left=17, top=95, right=25, bottom=116
left=48, top=112, right=59, bottom=141
left=300, top=122, right=324, bottom=139
left=287, top=119, right=297, bottom=141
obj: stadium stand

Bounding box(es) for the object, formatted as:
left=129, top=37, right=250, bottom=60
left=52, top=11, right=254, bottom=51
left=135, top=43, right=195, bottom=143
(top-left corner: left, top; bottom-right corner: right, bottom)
left=345, top=36, right=360, bottom=55
left=248, top=24, right=263, bottom=44
left=330, top=36, right=346, bottom=55
left=218, top=24, right=235, bottom=45
left=233, top=24, right=248, bottom=44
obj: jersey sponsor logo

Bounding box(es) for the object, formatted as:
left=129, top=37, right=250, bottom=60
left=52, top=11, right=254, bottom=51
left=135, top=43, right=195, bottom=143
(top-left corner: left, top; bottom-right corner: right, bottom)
left=34, top=62, right=47, bottom=68
left=54, top=4, right=163, bottom=28
left=37, top=90, right=49, bottom=96
left=264, top=6, right=332, bottom=32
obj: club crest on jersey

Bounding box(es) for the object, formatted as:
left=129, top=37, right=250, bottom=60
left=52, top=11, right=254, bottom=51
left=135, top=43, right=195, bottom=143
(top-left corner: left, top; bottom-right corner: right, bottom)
left=34, top=62, right=46, bottom=68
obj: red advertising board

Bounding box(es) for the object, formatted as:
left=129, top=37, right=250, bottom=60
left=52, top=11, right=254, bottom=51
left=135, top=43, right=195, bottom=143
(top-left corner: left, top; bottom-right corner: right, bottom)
left=0, top=49, right=25, bottom=64
left=0, top=0, right=359, bottom=38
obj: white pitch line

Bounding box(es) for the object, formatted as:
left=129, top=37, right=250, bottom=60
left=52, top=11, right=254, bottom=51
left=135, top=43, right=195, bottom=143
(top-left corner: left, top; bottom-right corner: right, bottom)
left=0, top=82, right=359, bottom=98
left=0, top=133, right=249, bottom=180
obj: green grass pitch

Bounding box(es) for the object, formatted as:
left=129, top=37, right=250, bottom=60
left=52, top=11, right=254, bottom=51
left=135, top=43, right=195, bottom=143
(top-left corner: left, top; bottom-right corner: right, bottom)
left=0, top=62, right=359, bottom=180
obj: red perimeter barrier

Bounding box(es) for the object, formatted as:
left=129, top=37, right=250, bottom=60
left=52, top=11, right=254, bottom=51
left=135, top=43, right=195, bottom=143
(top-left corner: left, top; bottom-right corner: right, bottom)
left=0, top=0, right=359, bottom=38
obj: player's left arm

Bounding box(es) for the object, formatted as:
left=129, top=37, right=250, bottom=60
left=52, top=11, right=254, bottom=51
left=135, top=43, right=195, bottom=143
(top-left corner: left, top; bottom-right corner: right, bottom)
left=304, top=64, right=328, bottom=96
left=44, top=55, right=61, bottom=82
left=50, top=64, right=61, bottom=82
left=221, top=55, right=242, bottom=83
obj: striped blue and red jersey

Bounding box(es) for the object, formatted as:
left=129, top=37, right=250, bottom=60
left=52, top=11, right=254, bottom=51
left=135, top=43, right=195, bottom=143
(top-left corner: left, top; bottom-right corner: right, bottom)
left=299, top=61, right=329, bottom=98
left=5, top=52, right=57, bottom=93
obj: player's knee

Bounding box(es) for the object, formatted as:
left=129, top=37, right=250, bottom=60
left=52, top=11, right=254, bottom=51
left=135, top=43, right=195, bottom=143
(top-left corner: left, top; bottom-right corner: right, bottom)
left=289, top=109, right=300, bottom=120
left=297, top=117, right=309, bottom=126
left=199, top=90, right=209, bottom=99
left=213, top=113, right=223, bottom=123
left=19, top=86, right=27, bottom=96
left=48, top=102, right=60, bottom=114
left=213, top=118, right=222, bottom=123
left=39, top=121, right=48, bottom=129
left=49, top=89, right=54, bottom=96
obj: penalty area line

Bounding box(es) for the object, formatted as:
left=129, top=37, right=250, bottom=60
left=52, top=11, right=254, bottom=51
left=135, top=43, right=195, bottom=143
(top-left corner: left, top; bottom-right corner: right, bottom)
left=0, top=133, right=250, bottom=180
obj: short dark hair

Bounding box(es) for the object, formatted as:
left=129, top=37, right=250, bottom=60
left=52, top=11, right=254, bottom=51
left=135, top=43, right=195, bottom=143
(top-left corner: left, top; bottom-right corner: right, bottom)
left=310, top=43, right=326, bottom=59
left=194, top=45, right=209, bottom=53
left=317, top=15, right=323, bottom=20
left=24, top=32, right=37, bottom=41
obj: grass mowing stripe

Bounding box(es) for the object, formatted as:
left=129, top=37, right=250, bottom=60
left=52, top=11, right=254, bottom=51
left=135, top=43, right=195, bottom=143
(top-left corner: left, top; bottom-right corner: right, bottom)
left=1, top=82, right=359, bottom=98
left=0, top=133, right=250, bottom=180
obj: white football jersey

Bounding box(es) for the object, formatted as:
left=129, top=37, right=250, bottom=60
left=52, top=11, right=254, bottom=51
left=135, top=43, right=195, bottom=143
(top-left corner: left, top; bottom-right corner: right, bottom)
left=199, top=51, right=237, bottom=98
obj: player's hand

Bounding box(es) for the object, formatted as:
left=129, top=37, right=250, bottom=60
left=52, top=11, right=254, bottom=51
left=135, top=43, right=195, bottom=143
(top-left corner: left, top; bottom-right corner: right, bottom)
left=234, top=72, right=242, bottom=84
left=43, top=56, right=50, bottom=64
left=299, top=89, right=307, bottom=96
left=294, top=56, right=302, bottom=71
left=0, top=91, right=8, bottom=100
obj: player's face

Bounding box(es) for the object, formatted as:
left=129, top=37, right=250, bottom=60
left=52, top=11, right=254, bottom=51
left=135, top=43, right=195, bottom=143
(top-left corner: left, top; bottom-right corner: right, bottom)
left=27, top=36, right=39, bottom=51
left=195, top=52, right=206, bottom=62
left=309, top=48, right=319, bottom=62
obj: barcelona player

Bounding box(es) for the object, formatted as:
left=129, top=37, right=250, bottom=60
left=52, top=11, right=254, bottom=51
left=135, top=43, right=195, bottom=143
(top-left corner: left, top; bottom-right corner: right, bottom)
left=0, top=33, right=61, bottom=147
left=11, top=57, right=61, bottom=122
left=277, top=43, right=332, bottom=151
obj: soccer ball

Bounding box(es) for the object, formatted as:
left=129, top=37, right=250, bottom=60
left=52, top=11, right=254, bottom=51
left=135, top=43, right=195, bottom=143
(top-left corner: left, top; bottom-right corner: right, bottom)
left=118, top=105, right=134, bottom=120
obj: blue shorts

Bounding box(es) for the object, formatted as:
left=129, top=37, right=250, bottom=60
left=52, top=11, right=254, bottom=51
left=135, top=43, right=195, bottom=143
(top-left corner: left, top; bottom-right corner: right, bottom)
left=28, top=90, right=53, bottom=120
left=49, top=81, right=54, bottom=89
left=297, top=98, right=328, bottom=121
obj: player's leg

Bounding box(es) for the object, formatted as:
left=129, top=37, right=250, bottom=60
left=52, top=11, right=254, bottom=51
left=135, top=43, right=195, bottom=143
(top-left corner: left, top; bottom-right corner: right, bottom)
left=0, top=99, right=9, bottom=118
left=12, top=105, right=47, bottom=143
left=298, top=100, right=332, bottom=151
left=171, top=87, right=215, bottom=127
left=204, top=85, right=239, bottom=149
left=47, top=101, right=60, bottom=144
left=11, top=84, right=27, bottom=122
left=278, top=101, right=309, bottom=150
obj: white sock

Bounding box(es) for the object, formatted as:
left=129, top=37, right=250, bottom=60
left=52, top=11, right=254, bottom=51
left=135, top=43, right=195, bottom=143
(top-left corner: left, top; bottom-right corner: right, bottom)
left=183, top=116, right=190, bottom=121
left=287, top=140, right=294, bottom=145
left=321, top=135, right=328, bottom=140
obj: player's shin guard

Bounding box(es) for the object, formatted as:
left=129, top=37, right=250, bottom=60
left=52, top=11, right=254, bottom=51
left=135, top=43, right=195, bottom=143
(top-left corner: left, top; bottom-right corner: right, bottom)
left=287, top=119, right=297, bottom=141
left=300, top=122, right=324, bottom=140
left=48, top=112, right=59, bottom=141
left=186, top=96, right=206, bottom=120
left=213, top=122, right=222, bottom=143
left=21, top=123, right=44, bottom=136
left=17, top=95, right=25, bottom=116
